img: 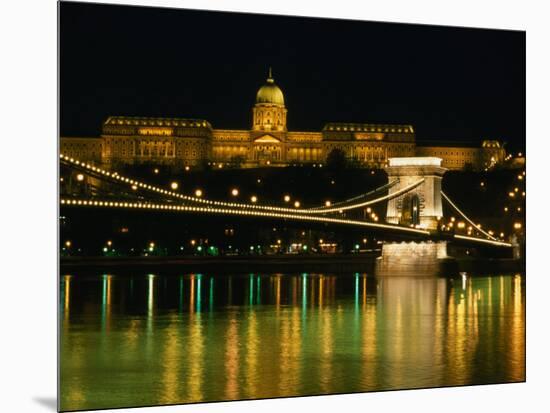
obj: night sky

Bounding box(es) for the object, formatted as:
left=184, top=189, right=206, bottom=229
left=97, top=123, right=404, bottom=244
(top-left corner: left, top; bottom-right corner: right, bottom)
left=60, top=1, right=526, bottom=151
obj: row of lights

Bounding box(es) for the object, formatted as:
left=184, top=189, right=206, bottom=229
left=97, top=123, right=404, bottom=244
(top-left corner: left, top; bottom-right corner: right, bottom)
left=61, top=196, right=511, bottom=248
left=62, top=154, right=513, bottom=247
left=60, top=197, right=432, bottom=236
left=439, top=217, right=508, bottom=240
left=61, top=153, right=403, bottom=216
left=62, top=154, right=349, bottom=214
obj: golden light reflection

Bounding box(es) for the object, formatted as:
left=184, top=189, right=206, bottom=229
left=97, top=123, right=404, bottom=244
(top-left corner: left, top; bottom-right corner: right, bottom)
left=469, top=278, right=479, bottom=338
left=245, top=310, right=259, bottom=398
left=290, top=306, right=302, bottom=385
left=102, top=275, right=113, bottom=332
left=160, top=314, right=183, bottom=405
left=224, top=314, right=240, bottom=400
left=63, top=275, right=71, bottom=319
left=190, top=275, right=195, bottom=313
left=500, top=276, right=505, bottom=314
left=451, top=287, right=468, bottom=382
left=275, top=276, right=281, bottom=308
left=147, top=274, right=155, bottom=334
left=361, top=279, right=377, bottom=387
left=508, top=275, right=525, bottom=381
left=488, top=276, right=493, bottom=314
left=319, top=307, right=334, bottom=393
left=443, top=276, right=484, bottom=385
left=390, top=295, right=404, bottom=386
left=362, top=276, right=367, bottom=308
left=187, top=312, right=204, bottom=402
left=59, top=273, right=525, bottom=410
left=301, top=275, right=308, bottom=315
left=432, top=283, right=444, bottom=384
left=279, top=309, right=291, bottom=393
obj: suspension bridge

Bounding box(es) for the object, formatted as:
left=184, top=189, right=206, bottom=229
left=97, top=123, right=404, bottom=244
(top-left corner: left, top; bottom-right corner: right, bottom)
left=59, top=153, right=512, bottom=250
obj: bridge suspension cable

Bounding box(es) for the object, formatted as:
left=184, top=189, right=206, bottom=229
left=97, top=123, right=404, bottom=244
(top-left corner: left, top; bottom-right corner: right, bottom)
left=307, top=180, right=399, bottom=211
left=303, top=178, right=425, bottom=214
left=60, top=197, right=432, bottom=236
left=60, top=153, right=413, bottom=216
left=441, top=190, right=497, bottom=241
left=59, top=197, right=512, bottom=248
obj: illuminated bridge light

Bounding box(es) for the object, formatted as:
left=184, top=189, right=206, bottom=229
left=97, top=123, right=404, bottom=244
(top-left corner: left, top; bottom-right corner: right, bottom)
left=60, top=197, right=436, bottom=237
left=60, top=154, right=414, bottom=215
left=59, top=155, right=511, bottom=248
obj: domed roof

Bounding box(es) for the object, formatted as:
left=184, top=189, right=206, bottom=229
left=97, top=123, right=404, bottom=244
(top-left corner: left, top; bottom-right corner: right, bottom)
left=256, top=68, right=285, bottom=106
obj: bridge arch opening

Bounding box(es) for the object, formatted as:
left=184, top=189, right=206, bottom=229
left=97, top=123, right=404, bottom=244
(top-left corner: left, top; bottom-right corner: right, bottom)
left=399, top=194, right=420, bottom=226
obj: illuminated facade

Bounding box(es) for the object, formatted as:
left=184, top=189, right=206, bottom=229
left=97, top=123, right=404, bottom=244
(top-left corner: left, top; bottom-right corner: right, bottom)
left=60, top=70, right=506, bottom=171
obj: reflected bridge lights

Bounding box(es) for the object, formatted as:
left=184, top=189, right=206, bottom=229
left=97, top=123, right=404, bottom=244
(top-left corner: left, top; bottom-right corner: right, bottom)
left=460, top=272, right=468, bottom=290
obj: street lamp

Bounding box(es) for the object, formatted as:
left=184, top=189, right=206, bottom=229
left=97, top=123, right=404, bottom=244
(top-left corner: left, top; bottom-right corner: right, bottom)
left=251, top=195, right=258, bottom=203
left=325, top=200, right=331, bottom=207
left=231, top=188, right=239, bottom=196
left=195, top=189, right=203, bottom=197
left=170, top=182, right=179, bottom=190
left=76, top=174, right=84, bottom=181
left=284, top=195, right=291, bottom=202
left=294, top=201, right=301, bottom=208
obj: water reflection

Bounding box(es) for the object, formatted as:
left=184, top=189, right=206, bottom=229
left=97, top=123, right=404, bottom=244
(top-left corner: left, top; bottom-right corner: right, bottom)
left=60, top=272, right=525, bottom=411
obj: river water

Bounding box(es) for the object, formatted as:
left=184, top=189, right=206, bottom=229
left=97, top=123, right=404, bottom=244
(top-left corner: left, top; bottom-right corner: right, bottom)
left=59, top=272, right=525, bottom=411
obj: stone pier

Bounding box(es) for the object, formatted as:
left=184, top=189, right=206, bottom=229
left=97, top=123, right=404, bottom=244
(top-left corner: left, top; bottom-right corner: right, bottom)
left=376, top=241, right=457, bottom=276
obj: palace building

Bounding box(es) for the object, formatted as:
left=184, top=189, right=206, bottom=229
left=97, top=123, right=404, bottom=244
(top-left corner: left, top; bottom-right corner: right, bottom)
left=60, top=69, right=506, bottom=171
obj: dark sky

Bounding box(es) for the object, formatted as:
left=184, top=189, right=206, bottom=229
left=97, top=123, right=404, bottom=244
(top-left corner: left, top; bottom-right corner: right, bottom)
left=60, top=1, right=526, bottom=150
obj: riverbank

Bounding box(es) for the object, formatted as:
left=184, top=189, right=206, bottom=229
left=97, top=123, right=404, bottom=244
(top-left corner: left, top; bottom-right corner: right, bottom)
left=60, top=254, right=524, bottom=275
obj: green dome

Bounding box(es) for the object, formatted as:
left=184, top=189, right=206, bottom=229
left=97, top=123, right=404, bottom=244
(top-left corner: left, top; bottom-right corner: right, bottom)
left=256, top=69, right=285, bottom=106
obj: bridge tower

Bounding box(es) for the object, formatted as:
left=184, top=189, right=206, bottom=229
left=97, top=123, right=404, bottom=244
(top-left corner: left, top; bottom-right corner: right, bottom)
left=384, top=157, right=447, bottom=230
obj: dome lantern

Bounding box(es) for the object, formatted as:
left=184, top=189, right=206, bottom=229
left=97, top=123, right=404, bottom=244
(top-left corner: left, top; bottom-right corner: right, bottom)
left=255, top=67, right=285, bottom=106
